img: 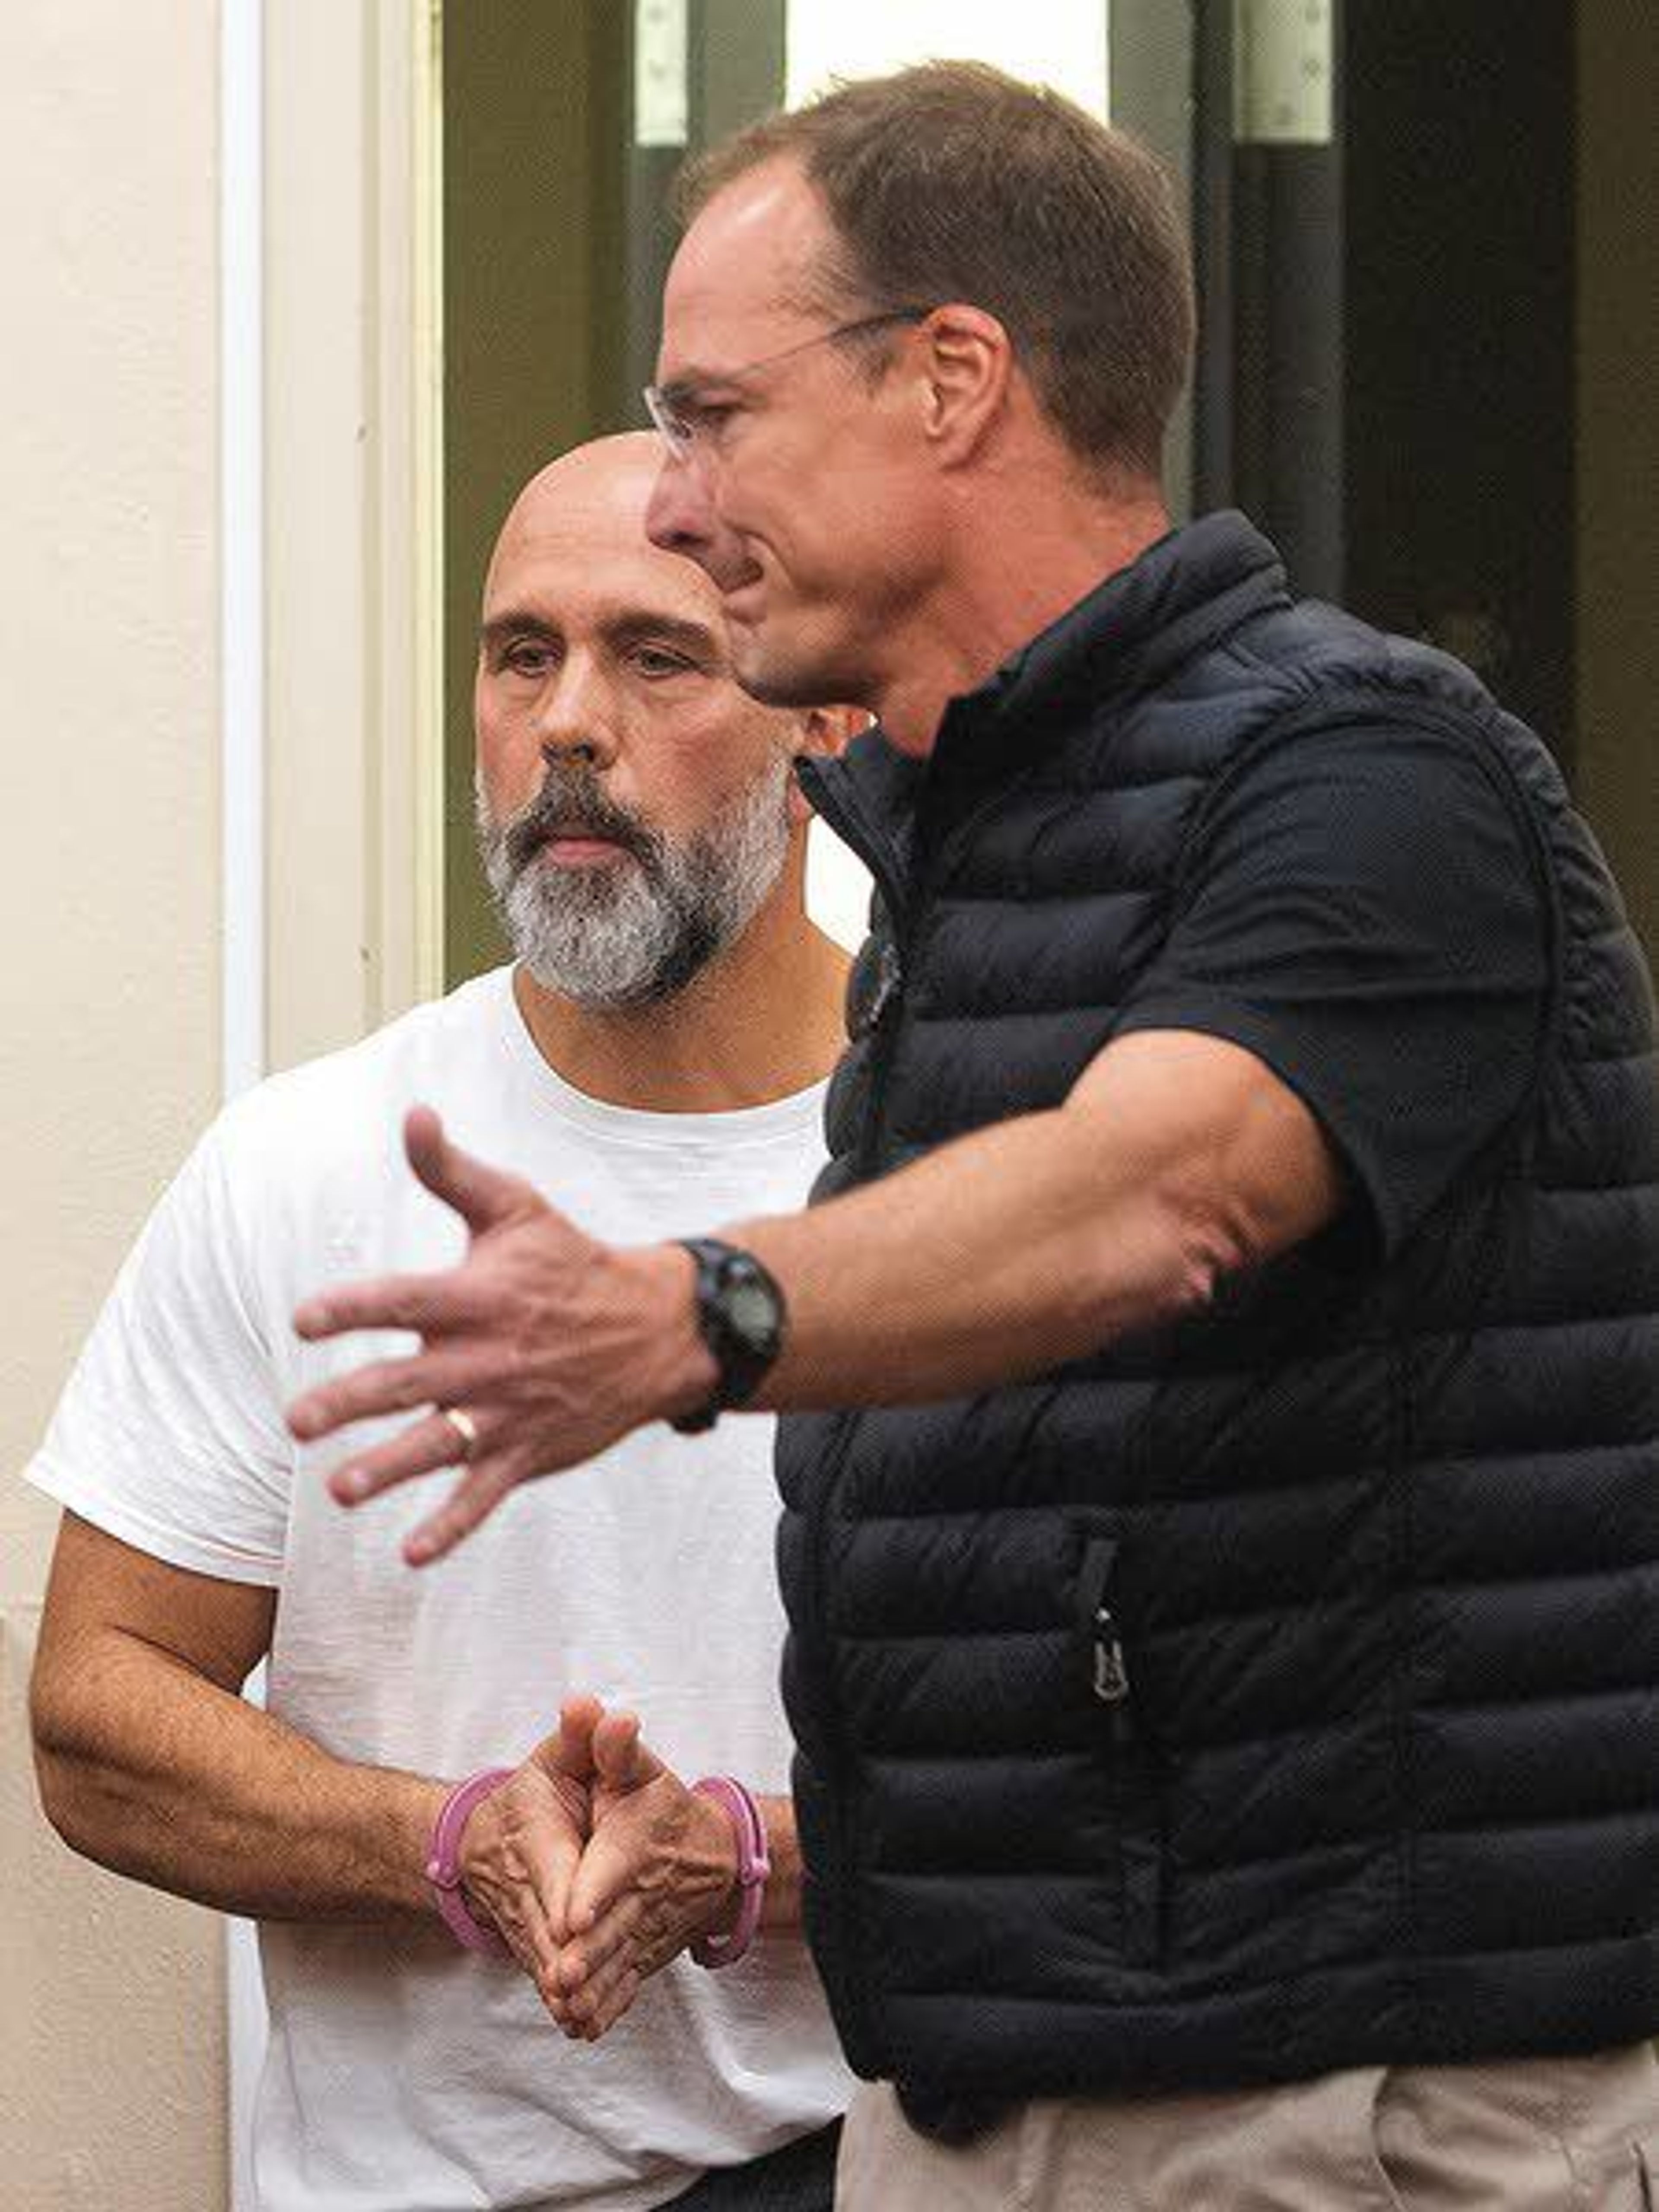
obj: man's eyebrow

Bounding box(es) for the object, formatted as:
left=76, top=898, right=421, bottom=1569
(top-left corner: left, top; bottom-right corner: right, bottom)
left=602, top=611, right=722, bottom=659
left=479, top=607, right=723, bottom=660
left=654, top=362, right=741, bottom=405
left=479, top=609, right=558, bottom=651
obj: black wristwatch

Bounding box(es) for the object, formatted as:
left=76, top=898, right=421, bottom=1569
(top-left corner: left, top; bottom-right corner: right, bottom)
left=670, top=1237, right=788, bottom=1434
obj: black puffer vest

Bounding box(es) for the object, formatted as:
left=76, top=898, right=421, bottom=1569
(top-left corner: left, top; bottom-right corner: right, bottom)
left=780, top=512, right=1659, bottom=2104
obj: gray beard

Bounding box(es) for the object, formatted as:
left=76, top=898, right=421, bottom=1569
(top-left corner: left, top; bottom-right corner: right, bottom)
left=477, top=756, right=792, bottom=1009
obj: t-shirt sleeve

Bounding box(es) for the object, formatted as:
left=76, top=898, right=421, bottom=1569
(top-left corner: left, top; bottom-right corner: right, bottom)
left=24, top=1112, right=293, bottom=1584
left=1111, top=715, right=1552, bottom=1257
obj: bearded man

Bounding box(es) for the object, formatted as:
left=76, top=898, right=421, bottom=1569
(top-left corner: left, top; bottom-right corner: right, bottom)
left=27, top=434, right=856, bottom=2212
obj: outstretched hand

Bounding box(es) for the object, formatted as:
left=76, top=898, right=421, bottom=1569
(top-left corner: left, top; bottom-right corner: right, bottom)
left=286, top=1107, right=709, bottom=1563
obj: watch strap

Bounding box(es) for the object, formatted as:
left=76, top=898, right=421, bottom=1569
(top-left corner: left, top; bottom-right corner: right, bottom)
left=670, top=1237, right=786, bottom=1434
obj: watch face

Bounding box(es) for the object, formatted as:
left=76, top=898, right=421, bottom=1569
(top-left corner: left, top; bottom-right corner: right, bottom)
left=727, top=1274, right=781, bottom=1354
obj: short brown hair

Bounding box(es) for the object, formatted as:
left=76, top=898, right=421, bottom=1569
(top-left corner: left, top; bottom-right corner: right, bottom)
left=675, top=60, right=1195, bottom=480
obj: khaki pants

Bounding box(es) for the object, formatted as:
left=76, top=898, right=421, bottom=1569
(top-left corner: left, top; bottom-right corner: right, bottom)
left=836, top=2044, right=1659, bottom=2210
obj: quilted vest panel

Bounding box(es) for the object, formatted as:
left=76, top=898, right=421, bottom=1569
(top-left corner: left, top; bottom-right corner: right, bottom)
left=778, top=513, right=1659, bottom=2100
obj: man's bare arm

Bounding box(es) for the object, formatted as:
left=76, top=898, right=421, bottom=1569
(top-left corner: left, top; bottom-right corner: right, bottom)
left=30, top=1513, right=587, bottom=1983
left=289, top=1028, right=1342, bottom=1559
left=741, top=1027, right=1341, bottom=1406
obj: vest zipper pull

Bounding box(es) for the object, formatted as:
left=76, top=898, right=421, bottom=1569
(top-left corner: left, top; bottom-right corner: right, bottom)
left=1094, top=1616, right=1130, bottom=1705
left=1081, top=1535, right=1133, bottom=1715
left=866, top=940, right=903, bottom=1031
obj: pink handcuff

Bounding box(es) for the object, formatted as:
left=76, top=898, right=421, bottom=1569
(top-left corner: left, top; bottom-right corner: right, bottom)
left=424, top=1766, right=515, bottom=1958
left=425, top=1766, right=769, bottom=1967
left=689, top=1775, right=771, bottom=1968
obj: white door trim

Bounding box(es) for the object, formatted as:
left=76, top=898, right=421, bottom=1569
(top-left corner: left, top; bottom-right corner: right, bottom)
left=220, top=6, right=443, bottom=2203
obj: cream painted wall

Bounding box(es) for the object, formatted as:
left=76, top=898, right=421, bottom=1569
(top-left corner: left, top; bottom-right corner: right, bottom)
left=0, top=3, right=227, bottom=2208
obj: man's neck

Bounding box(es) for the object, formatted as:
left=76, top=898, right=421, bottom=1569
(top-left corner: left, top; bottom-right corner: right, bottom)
left=512, top=903, right=850, bottom=1116
left=876, top=475, right=1171, bottom=757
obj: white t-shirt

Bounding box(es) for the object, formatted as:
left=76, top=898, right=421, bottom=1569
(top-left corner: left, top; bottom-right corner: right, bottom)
left=26, top=966, right=852, bottom=2212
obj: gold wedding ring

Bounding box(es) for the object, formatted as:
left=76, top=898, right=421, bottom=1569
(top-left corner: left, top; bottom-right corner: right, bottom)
left=438, top=1405, right=479, bottom=1460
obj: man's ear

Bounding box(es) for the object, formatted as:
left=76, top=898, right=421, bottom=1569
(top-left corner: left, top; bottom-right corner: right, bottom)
left=788, top=706, right=869, bottom=823
left=916, top=303, right=1014, bottom=467
left=798, top=706, right=867, bottom=761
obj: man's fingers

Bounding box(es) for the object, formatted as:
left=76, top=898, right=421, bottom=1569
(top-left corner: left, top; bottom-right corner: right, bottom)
left=516, top=1708, right=602, bottom=1941
left=567, top=1812, right=655, bottom=1937
left=496, top=1876, right=563, bottom=1987
left=288, top=1351, right=485, bottom=1448
left=503, top=1901, right=569, bottom=1996
left=462, top=1809, right=563, bottom=1986
left=562, top=1945, right=645, bottom=2041
left=579, top=1967, right=644, bottom=2042
left=312, top=1405, right=493, bottom=1506
left=590, top=1710, right=664, bottom=1797
left=463, top=1768, right=593, bottom=2000
left=547, top=1697, right=603, bottom=1784
left=556, top=1898, right=652, bottom=2034
left=404, top=1456, right=522, bottom=1565
left=520, top=1802, right=588, bottom=1959
left=290, top=1270, right=482, bottom=1351
left=560, top=1889, right=648, bottom=1990
left=404, top=1106, right=538, bottom=1235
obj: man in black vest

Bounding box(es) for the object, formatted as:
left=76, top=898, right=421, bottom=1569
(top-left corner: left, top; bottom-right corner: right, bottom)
left=289, top=63, right=1659, bottom=2210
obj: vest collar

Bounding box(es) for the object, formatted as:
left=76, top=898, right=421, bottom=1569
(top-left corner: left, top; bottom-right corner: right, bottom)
left=939, top=509, right=1289, bottom=754
left=802, top=511, right=1290, bottom=892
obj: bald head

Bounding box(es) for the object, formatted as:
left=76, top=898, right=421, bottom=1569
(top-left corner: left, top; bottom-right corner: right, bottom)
left=473, top=435, right=842, bottom=1011
left=486, top=432, right=669, bottom=604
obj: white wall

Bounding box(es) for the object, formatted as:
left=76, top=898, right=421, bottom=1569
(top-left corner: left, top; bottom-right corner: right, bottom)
left=0, top=3, right=227, bottom=2206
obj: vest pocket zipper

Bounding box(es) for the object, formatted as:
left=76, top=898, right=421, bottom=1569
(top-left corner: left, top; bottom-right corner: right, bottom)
left=1074, top=1520, right=1166, bottom=1968
left=1082, top=1532, right=1134, bottom=1728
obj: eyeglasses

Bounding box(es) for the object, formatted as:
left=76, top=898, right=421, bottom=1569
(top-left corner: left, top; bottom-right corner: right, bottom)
left=643, top=309, right=929, bottom=462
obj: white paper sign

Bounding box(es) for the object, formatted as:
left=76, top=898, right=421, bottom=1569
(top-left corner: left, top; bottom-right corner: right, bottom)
left=1234, top=0, right=1334, bottom=146
left=635, top=0, right=688, bottom=149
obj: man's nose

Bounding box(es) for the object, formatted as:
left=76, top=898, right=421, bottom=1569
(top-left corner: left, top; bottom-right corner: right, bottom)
left=534, top=658, right=614, bottom=770
left=645, top=451, right=715, bottom=560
